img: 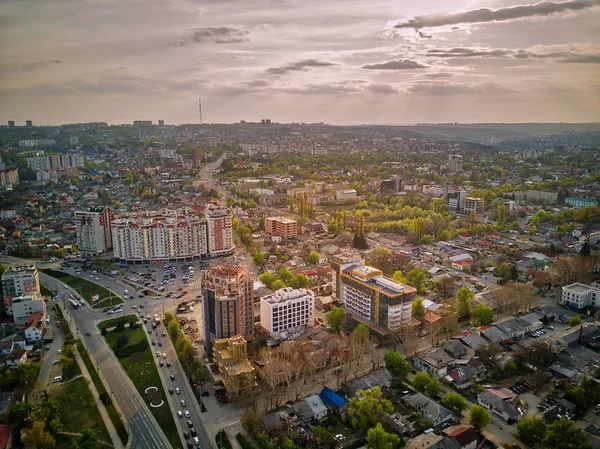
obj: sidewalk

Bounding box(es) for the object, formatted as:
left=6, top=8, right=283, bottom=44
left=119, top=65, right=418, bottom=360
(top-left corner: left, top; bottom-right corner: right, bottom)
left=74, top=349, right=125, bottom=449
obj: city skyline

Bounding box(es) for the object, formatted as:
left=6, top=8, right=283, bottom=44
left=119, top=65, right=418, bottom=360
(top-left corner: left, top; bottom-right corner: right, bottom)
left=1, top=0, right=599, bottom=125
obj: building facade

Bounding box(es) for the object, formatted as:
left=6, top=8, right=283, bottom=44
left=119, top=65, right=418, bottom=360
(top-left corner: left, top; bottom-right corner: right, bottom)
left=1, top=265, right=40, bottom=316
left=27, top=154, right=84, bottom=170
left=463, top=197, right=485, bottom=214
left=560, top=283, right=600, bottom=310
left=335, top=189, right=357, bottom=201
left=205, top=204, right=235, bottom=257
left=202, top=264, right=254, bottom=356
left=0, top=168, right=19, bottom=188
left=265, top=217, right=298, bottom=238
left=260, top=288, right=315, bottom=337
left=12, top=295, right=45, bottom=327
left=448, top=154, right=464, bottom=173
left=566, top=196, right=598, bottom=209
left=75, top=207, right=114, bottom=254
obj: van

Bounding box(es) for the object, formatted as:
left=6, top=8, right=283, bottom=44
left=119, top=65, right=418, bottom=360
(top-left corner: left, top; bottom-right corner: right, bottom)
left=53, top=376, right=63, bottom=383
left=193, top=437, right=201, bottom=447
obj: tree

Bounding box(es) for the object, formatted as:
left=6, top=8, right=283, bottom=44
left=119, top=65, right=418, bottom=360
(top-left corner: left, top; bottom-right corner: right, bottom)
left=517, top=417, right=547, bottom=446
left=580, top=241, right=591, bottom=256
left=497, top=261, right=515, bottom=280
left=471, top=304, right=494, bottom=326
left=253, top=252, right=266, bottom=266
left=307, top=251, right=320, bottom=265
left=370, top=247, right=393, bottom=275
left=468, top=405, right=491, bottom=431
left=425, top=378, right=441, bottom=397
left=569, top=316, right=583, bottom=327
left=456, top=287, right=474, bottom=319
left=256, top=431, right=276, bottom=449
left=8, top=401, right=34, bottom=431
left=77, top=428, right=98, bottom=449
left=405, top=268, right=428, bottom=294
left=241, top=409, right=262, bottom=436
left=272, top=280, right=286, bottom=291
left=542, top=417, right=592, bottom=449
left=436, top=276, right=454, bottom=301
left=326, top=307, right=345, bottom=334
left=290, top=273, right=310, bottom=289
left=366, top=423, right=401, bottom=449
left=412, top=372, right=433, bottom=393
left=22, top=421, right=56, bottom=449
left=441, top=393, right=468, bottom=415
left=384, top=351, right=411, bottom=380
left=411, top=297, right=426, bottom=323
left=278, top=268, right=293, bottom=285
left=348, top=387, right=394, bottom=434
left=259, top=272, right=276, bottom=290
left=391, top=270, right=407, bottom=284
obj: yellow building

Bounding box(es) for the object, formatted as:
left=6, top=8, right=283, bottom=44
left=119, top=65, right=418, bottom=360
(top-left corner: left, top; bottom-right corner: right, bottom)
left=213, top=336, right=257, bottom=393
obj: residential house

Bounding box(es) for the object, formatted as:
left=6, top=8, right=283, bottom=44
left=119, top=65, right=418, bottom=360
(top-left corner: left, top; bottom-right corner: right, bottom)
left=342, top=370, right=393, bottom=397
left=443, top=340, right=468, bottom=359
left=405, top=434, right=445, bottom=449
left=0, top=349, right=27, bottom=369
left=24, top=311, right=44, bottom=344
left=291, top=394, right=328, bottom=421
left=446, top=358, right=485, bottom=387
left=319, top=386, right=348, bottom=414
left=403, top=393, right=454, bottom=427
left=414, top=348, right=454, bottom=378
left=494, top=318, right=529, bottom=340
left=477, top=389, right=521, bottom=423
left=480, top=326, right=509, bottom=345
left=442, top=425, right=479, bottom=449
left=458, top=334, right=489, bottom=356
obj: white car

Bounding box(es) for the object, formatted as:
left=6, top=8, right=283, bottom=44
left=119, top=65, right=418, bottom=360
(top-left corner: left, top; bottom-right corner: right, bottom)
left=177, top=410, right=183, bottom=418
left=184, top=411, right=191, bottom=418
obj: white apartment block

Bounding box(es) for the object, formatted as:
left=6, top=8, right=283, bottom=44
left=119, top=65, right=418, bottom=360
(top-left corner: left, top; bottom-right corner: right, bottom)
left=260, top=288, right=315, bottom=336
left=205, top=204, right=235, bottom=257
left=513, top=190, right=559, bottom=204
left=560, top=283, right=600, bottom=310
left=12, top=295, right=45, bottom=326
left=1, top=265, right=40, bottom=316
left=27, top=154, right=84, bottom=170
left=75, top=207, right=113, bottom=254
left=463, top=197, right=485, bottom=214
left=336, top=189, right=357, bottom=201
left=448, top=154, right=464, bottom=172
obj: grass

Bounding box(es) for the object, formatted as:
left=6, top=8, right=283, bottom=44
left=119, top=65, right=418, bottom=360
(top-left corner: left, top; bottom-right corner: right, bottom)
left=99, top=315, right=140, bottom=330
left=52, top=377, right=111, bottom=445
left=75, top=340, right=129, bottom=446
left=236, top=433, right=257, bottom=449
left=216, top=430, right=233, bottom=449
left=40, top=282, right=54, bottom=297
left=101, top=315, right=181, bottom=449
left=42, top=269, right=123, bottom=307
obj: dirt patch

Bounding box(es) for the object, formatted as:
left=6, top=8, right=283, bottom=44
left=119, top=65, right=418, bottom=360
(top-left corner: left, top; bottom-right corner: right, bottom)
left=140, top=370, right=151, bottom=376
left=148, top=390, right=162, bottom=403
left=127, top=353, right=145, bottom=364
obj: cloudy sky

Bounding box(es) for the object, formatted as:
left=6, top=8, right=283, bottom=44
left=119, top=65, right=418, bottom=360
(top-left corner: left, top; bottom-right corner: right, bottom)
left=1, top=0, right=599, bottom=125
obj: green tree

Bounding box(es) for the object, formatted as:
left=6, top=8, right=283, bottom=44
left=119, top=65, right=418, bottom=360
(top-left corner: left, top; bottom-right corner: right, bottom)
left=569, top=316, right=583, bottom=327
left=307, top=251, right=320, bottom=265
left=352, top=324, right=370, bottom=349
left=391, top=270, right=407, bottom=284
left=253, top=252, right=266, bottom=266
left=412, top=372, right=433, bottom=393
left=290, top=273, right=311, bottom=289
left=580, top=242, right=591, bottom=256
left=8, top=401, right=34, bottom=431
left=326, top=307, right=345, bottom=333
left=405, top=268, right=428, bottom=294
left=456, top=287, right=474, bottom=319
left=256, top=431, right=276, bottom=449
left=259, top=272, right=276, bottom=290
left=370, top=247, right=394, bottom=275
left=468, top=405, right=491, bottom=431
left=278, top=268, right=293, bottom=285
left=425, top=378, right=441, bottom=397
left=366, top=423, right=401, bottom=449
left=543, top=417, right=591, bottom=449
left=348, top=387, right=394, bottom=434
left=272, top=280, right=286, bottom=291
left=77, top=428, right=98, bottom=449
left=22, top=421, right=56, bottom=449
left=441, top=393, right=468, bottom=415
left=471, top=304, right=494, bottom=326
left=517, top=417, right=547, bottom=447
left=411, top=297, right=426, bottom=323
left=384, top=351, right=411, bottom=379
left=168, top=320, right=181, bottom=341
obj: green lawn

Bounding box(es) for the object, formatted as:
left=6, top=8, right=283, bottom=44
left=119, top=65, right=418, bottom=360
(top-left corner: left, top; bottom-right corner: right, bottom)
left=40, top=282, right=54, bottom=297
left=42, top=269, right=123, bottom=307
left=99, top=315, right=140, bottom=331
left=53, top=377, right=111, bottom=446
left=101, top=316, right=181, bottom=449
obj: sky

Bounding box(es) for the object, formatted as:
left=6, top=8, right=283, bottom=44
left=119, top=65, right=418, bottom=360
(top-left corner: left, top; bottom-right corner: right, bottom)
left=0, top=0, right=599, bottom=125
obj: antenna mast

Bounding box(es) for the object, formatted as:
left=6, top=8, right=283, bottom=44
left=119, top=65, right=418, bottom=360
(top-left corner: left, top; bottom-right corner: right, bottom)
left=199, top=98, right=203, bottom=124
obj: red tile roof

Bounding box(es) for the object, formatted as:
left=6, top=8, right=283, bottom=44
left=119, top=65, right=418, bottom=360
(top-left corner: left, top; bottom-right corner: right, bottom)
left=0, top=423, right=10, bottom=448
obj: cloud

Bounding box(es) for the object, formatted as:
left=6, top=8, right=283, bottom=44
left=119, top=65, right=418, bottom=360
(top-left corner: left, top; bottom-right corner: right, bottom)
left=395, top=0, right=600, bottom=29
left=407, top=81, right=512, bottom=95
left=366, top=83, right=399, bottom=95
left=559, top=54, right=600, bottom=63
left=425, top=46, right=600, bottom=63
left=171, top=26, right=249, bottom=46
left=427, top=47, right=513, bottom=58
left=362, top=59, right=427, bottom=70
left=267, top=59, right=337, bottom=75
left=421, top=72, right=455, bottom=79
left=17, top=59, right=63, bottom=72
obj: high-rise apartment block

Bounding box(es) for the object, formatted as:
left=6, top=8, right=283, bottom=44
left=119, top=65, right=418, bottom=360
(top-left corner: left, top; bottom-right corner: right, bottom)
left=1, top=265, right=40, bottom=316
left=330, top=254, right=416, bottom=336
left=260, top=287, right=315, bottom=337
left=138, top=128, right=147, bottom=140
left=447, top=154, right=464, bottom=172
left=265, top=217, right=298, bottom=238
left=0, top=168, right=19, bottom=188
left=75, top=207, right=114, bottom=254
left=463, top=197, right=485, bottom=214
left=203, top=263, right=254, bottom=356
left=205, top=204, right=235, bottom=256
left=27, top=154, right=84, bottom=170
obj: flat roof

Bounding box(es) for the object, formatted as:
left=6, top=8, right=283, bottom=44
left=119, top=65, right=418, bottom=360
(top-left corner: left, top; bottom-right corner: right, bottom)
left=564, top=283, right=594, bottom=294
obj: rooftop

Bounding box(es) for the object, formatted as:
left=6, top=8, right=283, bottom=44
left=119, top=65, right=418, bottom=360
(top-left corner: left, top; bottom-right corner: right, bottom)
left=564, top=283, right=595, bottom=294
left=262, top=287, right=314, bottom=304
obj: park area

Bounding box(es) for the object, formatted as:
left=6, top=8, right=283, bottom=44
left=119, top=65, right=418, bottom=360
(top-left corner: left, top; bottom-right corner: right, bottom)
left=101, top=314, right=181, bottom=449
left=43, top=269, right=123, bottom=307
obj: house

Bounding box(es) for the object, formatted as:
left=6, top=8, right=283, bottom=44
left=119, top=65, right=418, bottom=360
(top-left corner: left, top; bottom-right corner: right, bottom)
left=291, top=394, right=328, bottom=421
left=458, top=334, right=489, bottom=356
left=480, top=326, right=509, bottom=344
left=24, top=311, right=45, bottom=344
left=0, top=424, right=10, bottom=449
left=442, top=425, right=479, bottom=449
left=405, top=434, right=445, bottom=449
left=403, top=393, right=454, bottom=427
left=494, top=318, right=529, bottom=340
left=0, top=349, right=27, bottom=369
left=443, top=340, right=468, bottom=359
left=449, top=254, right=474, bottom=270
left=477, top=390, right=521, bottom=423
left=319, top=386, right=348, bottom=414
left=342, top=370, right=393, bottom=397
left=414, top=349, right=453, bottom=378
left=446, top=358, right=485, bottom=387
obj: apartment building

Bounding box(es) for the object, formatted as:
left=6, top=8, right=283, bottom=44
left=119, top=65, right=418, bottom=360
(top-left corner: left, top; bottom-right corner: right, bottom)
left=463, top=197, right=485, bottom=214
left=1, top=265, right=40, bottom=316
left=0, top=168, right=19, bottom=188
left=566, top=197, right=598, bottom=209
left=335, top=189, right=357, bottom=201
left=202, top=263, right=254, bottom=356
left=331, top=254, right=417, bottom=336
left=27, top=154, right=84, bottom=170
left=447, top=190, right=466, bottom=213
left=205, top=204, right=235, bottom=257
left=12, top=295, right=45, bottom=327
left=560, top=282, right=600, bottom=310
left=513, top=190, right=559, bottom=204
left=260, top=287, right=315, bottom=337
left=112, top=209, right=207, bottom=262
left=75, top=206, right=114, bottom=254
left=265, top=216, right=298, bottom=238
left=447, top=154, right=464, bottom=172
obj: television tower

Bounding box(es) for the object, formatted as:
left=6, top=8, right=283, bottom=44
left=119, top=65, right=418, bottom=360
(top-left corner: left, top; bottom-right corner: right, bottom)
left=198, top=98, right=203, bottom=124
